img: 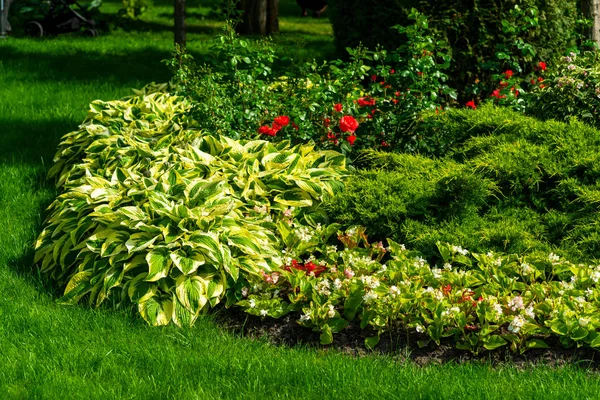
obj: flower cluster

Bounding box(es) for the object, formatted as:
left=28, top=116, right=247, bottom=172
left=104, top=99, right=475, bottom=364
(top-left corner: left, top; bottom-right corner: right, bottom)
left=258, top=115, right=292, bottom=137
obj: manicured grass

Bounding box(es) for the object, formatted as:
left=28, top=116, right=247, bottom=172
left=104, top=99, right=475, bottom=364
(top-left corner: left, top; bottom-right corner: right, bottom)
left=1, top=1, right=600, bottom=398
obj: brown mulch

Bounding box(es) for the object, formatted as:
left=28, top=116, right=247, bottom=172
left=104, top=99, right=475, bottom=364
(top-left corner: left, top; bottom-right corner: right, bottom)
left=212, top=308, right=600, bottom=369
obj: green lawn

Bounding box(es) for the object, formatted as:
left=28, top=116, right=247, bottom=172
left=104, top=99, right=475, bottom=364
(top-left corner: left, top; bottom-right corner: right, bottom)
left=1, top=1, right=600, bottom=398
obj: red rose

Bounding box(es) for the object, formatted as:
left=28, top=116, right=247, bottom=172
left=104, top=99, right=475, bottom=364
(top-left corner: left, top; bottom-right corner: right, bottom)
left=339, top=116, right=359, bottom=133
left=334, top=103, right=343, bottom=112
left=357, top=97, right=376, bottom=107
left=323, top=118, right=331, bottom=128
left=258, top=125, right=271, bottom=135
left=465, top=100, right=476, bottom=110
left=538, top=61, right=547, bottom=71
left=273, top=115, right=290, bottom=127
left=346, top=134, right=357, bottom=145
left=272, top=122, right=282, bottom=132
left=503, top=70, right=513, bottom=79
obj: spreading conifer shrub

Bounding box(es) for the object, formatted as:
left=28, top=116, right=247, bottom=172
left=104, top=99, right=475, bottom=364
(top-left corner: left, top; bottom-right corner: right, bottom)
left=34, top=84, right=347, bottom=326
left=328, top=105, right=600, bottom=264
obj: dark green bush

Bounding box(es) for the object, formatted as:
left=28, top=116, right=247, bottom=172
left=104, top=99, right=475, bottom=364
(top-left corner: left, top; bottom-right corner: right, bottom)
left=328, top=105, right=600, bottom=263
left=328, top=0, right=579, bottom=95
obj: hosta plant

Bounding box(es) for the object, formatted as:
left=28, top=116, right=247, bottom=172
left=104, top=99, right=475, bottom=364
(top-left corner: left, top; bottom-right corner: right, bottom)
left=35, top=84, right=348, bottom=326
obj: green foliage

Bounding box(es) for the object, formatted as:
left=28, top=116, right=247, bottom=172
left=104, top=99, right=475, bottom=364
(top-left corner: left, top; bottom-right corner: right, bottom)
left=328, top=0, right=579, bottom=97
left=119, top=0, right=151, bottom=19
left=34, top=84, right=347, bottom=326
left=328, top=105, right=600, bottom=263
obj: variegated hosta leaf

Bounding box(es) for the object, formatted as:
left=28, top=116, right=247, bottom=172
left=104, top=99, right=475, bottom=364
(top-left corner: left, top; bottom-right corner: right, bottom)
left=35, top=84, right=349, bottom=327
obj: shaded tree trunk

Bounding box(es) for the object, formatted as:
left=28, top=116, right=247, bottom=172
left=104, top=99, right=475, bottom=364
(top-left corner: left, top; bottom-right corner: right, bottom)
left=582, top=0, right=600, bottom=47
left=1, top=0, right=14, bottom=37
left=174, top=0, right=186, bottom=46
left=236, top=0, right=279, bottom=36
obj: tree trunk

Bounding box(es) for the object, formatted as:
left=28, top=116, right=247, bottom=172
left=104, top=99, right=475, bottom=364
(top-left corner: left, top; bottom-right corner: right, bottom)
left=236, top=0, right=279, bottom=36
left=582, top=0, right=600, bottom=48
left=174, top=0, right=186, bottom=47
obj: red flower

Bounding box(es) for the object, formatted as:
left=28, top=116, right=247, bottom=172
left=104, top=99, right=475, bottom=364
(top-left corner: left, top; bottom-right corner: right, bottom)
left=491, top=89, right=506, bottom=99
left=395, top=91, right=401, bottom=97
left=499, top=81, right=508, bottom=88
left=272, top=122, right=282, bottom=132
left=323, top=118, right=331, bottom=128
left=417, top=71, right=423, bottom=76
left=538, top=77, right=544, bottom=83
left=381, top=140, right=389, bottom=147
left=538, top=61, right=547, bottom=71
left=503, top=70, right=513, bottom=79
left=291, top=122, right=299, bottom=131
left=530, top=79, right=536, bottom=85
left=371, top=74, right=377, bottom=82
left=390, top=69, right=395, bottom=74
left=392, top=99, right=398, bottom=105
left=334, top=103, right=343, bottom=113
left=273, top=115, right=290, bottom=127
left=465, top=100, right=477, bottom=110
left=346, top=134, right=357, bottom=145
left=339, top=116, right=359, bottom=133
left=357, top=97, right=376, bottom=107
left=442, top=284, right=452, bottom=296
left=258, top=125, right=273, bottom=136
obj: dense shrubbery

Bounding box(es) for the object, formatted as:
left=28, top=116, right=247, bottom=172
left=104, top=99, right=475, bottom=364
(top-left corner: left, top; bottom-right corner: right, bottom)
left=328, top=105, right=600, bottom=264
left=528, top=51, right=600, bottom=128
left=328, top=0, right=579, bottom=96
left=168, top=17, right=456, bottom=155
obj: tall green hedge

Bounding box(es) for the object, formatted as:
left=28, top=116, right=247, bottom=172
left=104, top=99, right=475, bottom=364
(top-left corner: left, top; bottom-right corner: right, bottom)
left=328, top=0, right=578, bottom=92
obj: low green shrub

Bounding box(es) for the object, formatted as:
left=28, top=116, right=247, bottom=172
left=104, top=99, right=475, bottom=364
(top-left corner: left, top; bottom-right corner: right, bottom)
left=328, top=105, right=600, bottom=263
left=35, top=84, right=347, bottom=326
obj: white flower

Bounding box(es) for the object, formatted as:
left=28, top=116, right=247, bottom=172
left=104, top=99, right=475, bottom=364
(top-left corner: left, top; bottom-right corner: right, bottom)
left=414, top=257, right=427, bottom=268
left=568, top=64, right=576, bottom=70
left=316, top=280, right=332, bottom=296
left=591, top=271, right=600, bottom=283
left=249, top=299, right=256, bottom=308
left=431, top=268, right=442, bottom=280
left=586, top=288, right=594, bottom=297
left=333, top=278, right=342, bottom=291
left=525, top=306, right=535, bottom=319
left=493, top=258, right=502, bottom=267
left=283, top=207, right=294, bottom=217
left=521, top=263, right=533, bottom=275
left=363, top=292, right=378, bottom=303
left=571, top=275, right=578, bottom=284
left=443, top=263, right=452, bottom=271
left=296, top=226, right=313, bottom=242
left=416, top=324, right=425, bottom=333
left=327, top=304, right=336, bottom=318
left=549, top=253, right=560, bottom=263
left=389, top=285, right=400, bottom=297
left=360, top=275, right=380, bottom=289
left=452, top=245, right=469, bottom=256
left=507, top=296, right=524, bottom=311
left=574, top=296, right=586, bottom=304
left=579, top=317, right=590, bottom=327
left=260, top=309, right=268, bottom=317
left=508, top=315, right=526, bottom=333
left=254, top=205, right=267, bottom=214
left=241, top=287, right=249, bottom=297
left=299, top=311, right=312, bottom=322
left=493, top=303, right=503, bottom=317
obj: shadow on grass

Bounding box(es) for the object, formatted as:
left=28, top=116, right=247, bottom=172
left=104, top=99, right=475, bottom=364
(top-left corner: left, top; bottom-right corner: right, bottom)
left=0, top=45, right=173, bottom=86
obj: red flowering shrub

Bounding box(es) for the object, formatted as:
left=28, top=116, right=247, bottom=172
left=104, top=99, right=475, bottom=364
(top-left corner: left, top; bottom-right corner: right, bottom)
left=339, top=116, right=359, bottom=133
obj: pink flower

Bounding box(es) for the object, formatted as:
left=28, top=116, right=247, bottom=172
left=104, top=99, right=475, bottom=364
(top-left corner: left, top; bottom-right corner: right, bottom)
left=344, top=268, right=355, bottom=279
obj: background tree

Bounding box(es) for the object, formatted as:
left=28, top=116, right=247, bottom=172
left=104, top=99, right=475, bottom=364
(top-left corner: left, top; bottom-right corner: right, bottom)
left=174, top=0, right=186, bottom=46
left=582, top=0, right=600, bottom=47
left=235, top=0, right=279, bottom=35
